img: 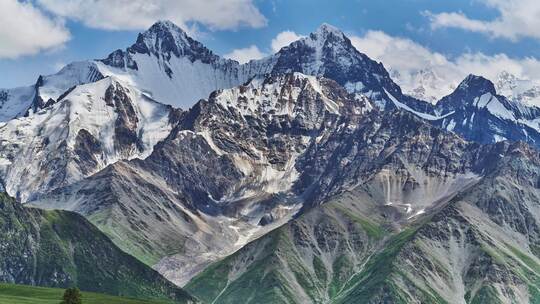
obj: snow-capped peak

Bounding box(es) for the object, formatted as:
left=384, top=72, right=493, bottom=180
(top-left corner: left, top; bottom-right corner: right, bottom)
left=496, top=70, right=519, bottom=90
left=389, top=67, right=457, bottom=104
left=148, top=20, right=186, bottom=34
left=456, top=74, right=496, bottom=95
left=313, top=23, right=345, bottom=40
left=134, top=20, right=193, bottom=57
left=302, top=22, right=350, bottom=52
left=495, top=70, right=540, bottom=108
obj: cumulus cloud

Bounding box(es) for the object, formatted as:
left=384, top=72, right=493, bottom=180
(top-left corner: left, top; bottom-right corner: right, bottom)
left=37, top=0, right=267, bottom=31
left=425, top=0, right=540, bottom=41
left=224, top=45, right=266, bottom=63
left=350, top=30, right=450, bottom=73
left=271, top=30, right=303, bottom=52
left=350, top=30, right=540, bottom=101
left=0, top=0, right=70, bottom=59
left=224, top=30, right=305, bottom=63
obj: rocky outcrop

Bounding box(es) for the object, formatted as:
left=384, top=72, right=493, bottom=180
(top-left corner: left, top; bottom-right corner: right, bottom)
left=187, top=140, right=540, bottom=304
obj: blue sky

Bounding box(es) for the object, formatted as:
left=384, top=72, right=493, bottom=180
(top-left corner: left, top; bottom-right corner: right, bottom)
left=2, top=0, right=540, bottom=90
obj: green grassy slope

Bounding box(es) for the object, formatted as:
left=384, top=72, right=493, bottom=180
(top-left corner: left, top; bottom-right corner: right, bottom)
left=186, top=190, right=389, bottom=304
left=0, top=283, right=175, bottom=304
left=0, top=193, right=197, bottom=303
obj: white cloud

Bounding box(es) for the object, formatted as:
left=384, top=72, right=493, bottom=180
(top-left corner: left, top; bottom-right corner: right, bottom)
left=36, top=0, right=267, bottom=31
left=454, top=53, right=540, bottom=83
left=224, top=45, right=266, bottom=64
left=425, top=0, right=540, bottom=41
left=223, top=30, right=304, bottom=64
left=350, top=30, right=540, bottom=102
left=0, top=0, right=70, bottom=59
left=53, top=61, right=66, bottom=72
left=271, top=31, right=303, bottom=52
left=350, top=30, right=450, bottom=73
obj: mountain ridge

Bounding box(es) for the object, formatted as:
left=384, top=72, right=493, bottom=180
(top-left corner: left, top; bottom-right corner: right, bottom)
left=1, top=19, right=540, bottom=304
left=4, top=21, right=540, bottom=151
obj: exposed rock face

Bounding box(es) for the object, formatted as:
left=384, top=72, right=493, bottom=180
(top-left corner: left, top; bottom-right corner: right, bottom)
left=294, top=109, right=485, bottom=210
left=186, top=135, right=540, bottom=304
left=337, top=142, right=540, bottom=304
left=0, top=192, right=197, bottom=303
left=30, top=73, right=370, bottom=285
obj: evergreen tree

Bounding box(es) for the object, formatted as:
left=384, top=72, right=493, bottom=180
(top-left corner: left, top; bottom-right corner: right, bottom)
left=60, top=287, right=82, bottom=304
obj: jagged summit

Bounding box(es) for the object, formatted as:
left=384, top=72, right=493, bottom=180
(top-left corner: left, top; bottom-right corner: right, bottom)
left=438, top=74, right=498, bottom=113
left=146, top=20, right=186, bottom=34
left=433, top=72, right=540, bottom=146
left=313, top=22, right=345, bottom=39
left=129, top=20, right=219, bottom=64
left=136, top=20, right=190, bottom=50
left=302, top=22, right=352, bottom=52
left=456, top=74, right=497, bottom=95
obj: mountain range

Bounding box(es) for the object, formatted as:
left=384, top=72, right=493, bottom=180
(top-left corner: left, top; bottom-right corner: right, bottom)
left=1, top=20, right=539, bottom=303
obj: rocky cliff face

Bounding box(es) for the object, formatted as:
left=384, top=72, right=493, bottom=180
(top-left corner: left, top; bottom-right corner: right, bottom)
left=186, top=130, right=540, bottom=304
left=30, top=73, right=370, bottom=285
left=335, top=142, right=540, bottom=304
left=28, top=70, right=540, bottom=303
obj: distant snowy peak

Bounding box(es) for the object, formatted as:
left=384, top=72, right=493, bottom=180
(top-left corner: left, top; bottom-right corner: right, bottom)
left=438, top=74, right=514, bottom=116
left=29, top=61, right=104, bottom=114
left=495, top=71, right=540, bottom=108
left=0, top=85, right=35, bottom=122
left=434, top=73, right=540, bottom=146
left=389, top=68, right=457, bottom=104
left=457, top=74, right=496, bottom=95
left=437, top=74, right=496, bottom=112
left=495, top=70, right=519, bottom=93
left=0, top=61, right=104, bottom=123
left=438, top=73, right=540, bottom=119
